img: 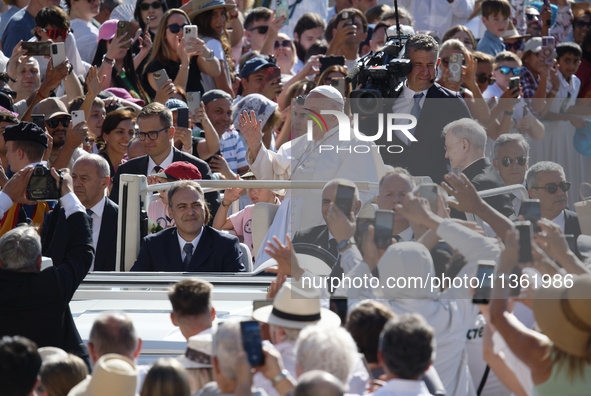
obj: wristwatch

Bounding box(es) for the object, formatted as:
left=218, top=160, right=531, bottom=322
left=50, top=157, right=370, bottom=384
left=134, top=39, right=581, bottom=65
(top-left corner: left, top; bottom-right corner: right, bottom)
left=271, top=370, right=289, bottom=386
left=337, top=238, right=355, bottom=252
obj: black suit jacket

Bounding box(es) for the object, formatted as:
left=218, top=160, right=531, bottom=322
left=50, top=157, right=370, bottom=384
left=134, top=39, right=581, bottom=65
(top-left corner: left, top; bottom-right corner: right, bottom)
left=0, top=212, right=94, bottom=353
left=462, top=158, right=515, bottom=218
left=109, top=148, right=221, bottom=218
left=293, top=224, right=338, bottom=258
left=130, top=226, right=245, bottom=272
left=379, top=83, right=471, bottom=184
left=565, top=209, right=582, bottom=237
left=42, top=199, right=118, bottom=271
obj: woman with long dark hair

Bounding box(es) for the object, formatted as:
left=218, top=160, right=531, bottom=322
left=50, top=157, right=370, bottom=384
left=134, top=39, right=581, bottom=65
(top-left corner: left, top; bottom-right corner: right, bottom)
left=143, top=8, right=220, bottom=99
left=190, top=0, right=236, bottom=96
left=100, top=108, right=136, bottom=178
left=92, top=20, right=150, bottom=104
left=134, top=0, right=167, bottom=40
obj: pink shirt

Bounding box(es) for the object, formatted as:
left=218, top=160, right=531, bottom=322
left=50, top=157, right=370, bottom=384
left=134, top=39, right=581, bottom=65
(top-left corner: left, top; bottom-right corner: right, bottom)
left=229, top=204, right=254, bottom=255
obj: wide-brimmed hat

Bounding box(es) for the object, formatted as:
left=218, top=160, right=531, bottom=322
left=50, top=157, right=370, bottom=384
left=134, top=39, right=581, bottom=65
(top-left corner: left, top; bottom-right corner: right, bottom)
left=183, top=0, right=236, bottom=20
left=178, top=332, right=212, bottom=369
left=68, top=354, right=139, bottom=396
left=533, top=274, right=591, bottom=358
left=252, top=282, right=341, bottom=329
left=503, top=21, right=531, bottom=40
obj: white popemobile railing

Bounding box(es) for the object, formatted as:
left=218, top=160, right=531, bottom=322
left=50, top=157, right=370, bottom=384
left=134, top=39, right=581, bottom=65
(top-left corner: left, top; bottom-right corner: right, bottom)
left=116, top=174, right=529, bottom=272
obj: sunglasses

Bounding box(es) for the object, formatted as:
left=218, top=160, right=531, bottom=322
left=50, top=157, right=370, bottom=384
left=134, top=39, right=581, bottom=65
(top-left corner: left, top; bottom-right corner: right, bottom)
left=0, top=88, right=17, bottom=99
left=504, top=41, right=523, bottom=51
left=531, top=181, right=571, bottom=194
left=140, top=1, right=162, bottom=10
left=274, top=40, right=292, bottom=49
left=41, top=27, right=69, bottom=40
left=496, top=66, right=521, bottom=76
left=247, top=25, right=269, bottom=34
left=575, top=20, right=591, bottom=29
left=167, top=23, right=186, bottom=34
left=499, top=156, right=527, bottom=167
left=46, top=117, right=71, bottom=128
left=476, top=73, right=495, bottom=85
left=526, top=13, right=539, bottom=21
left=135, top=126, right=170, bottom=141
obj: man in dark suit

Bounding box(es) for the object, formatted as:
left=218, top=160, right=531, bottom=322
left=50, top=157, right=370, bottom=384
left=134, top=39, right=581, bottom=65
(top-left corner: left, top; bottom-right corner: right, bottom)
left=131, top=180, right=244, bottom=272
left=0, top=166, right=94, bottom=361
left=109, top=103, right=221, bottom=218
left=443, top=118, right=514, bottom=218
left=376, top=34, right=471, bottom=184
left=527, top=161, right=581, bottom=238
left=43, top=154, right=118, bottom=271
left=293, top=178, right=361, bottom=258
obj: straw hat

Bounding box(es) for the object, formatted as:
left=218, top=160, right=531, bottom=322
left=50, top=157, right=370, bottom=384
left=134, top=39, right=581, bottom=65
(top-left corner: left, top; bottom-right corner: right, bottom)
left=533, top=274, right=591, bottom=358
left=68, top=354, right=139, bottom=396
left=177, top=333, right=212, bottom=369
left=182, top=0, right=236, bottom=21
left=502, top=21, right=531, bottom=40
left=252, top=282, right=341, bottom=329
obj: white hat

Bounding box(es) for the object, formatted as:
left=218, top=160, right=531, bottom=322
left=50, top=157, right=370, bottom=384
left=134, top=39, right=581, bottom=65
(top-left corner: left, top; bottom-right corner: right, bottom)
left=38, top=346, right=68, bottom=362
left=67, top=354, right=139, bottom=396
left=252, top=282, right=341, bottom=329
left=309, top=85, right=345, bottom=108
left=177, top=333, right=212, bottom=369
left=523, top=37, right=542, bottom=53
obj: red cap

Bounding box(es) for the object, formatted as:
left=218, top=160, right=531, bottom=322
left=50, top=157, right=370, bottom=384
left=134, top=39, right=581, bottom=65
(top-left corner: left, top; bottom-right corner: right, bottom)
left=155, top=161, right=202, bottom=181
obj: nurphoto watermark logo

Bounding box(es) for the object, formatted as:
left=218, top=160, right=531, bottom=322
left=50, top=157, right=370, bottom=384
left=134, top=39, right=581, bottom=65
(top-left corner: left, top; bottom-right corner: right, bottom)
left=304, top=109, right=418, bottom=154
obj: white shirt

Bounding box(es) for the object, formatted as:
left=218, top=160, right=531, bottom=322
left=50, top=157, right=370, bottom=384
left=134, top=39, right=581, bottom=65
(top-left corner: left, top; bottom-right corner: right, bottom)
left=548, top=71, right=580, bottom=114
left=147, top=147, right=174, bottom=175
left=373, top=378, right=432, bottom=396
left=70, top=18, right=99, bottom=64
left=398, top=0, right=474, bottom=36
left=391, top=83, right=428, bottom=146
left=398, top=226, right=414, bottom=242
left=87, top=196, right=106, bottom=271
left=177, top=229, right=203, bottom=262
left=0, top=191, right=84, bottom=219
left=551, top=210, right=566, bottom=233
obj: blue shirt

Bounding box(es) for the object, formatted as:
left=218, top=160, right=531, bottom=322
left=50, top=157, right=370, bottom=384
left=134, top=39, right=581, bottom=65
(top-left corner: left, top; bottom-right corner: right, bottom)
left=476, top=29, right=505, bottom=57
left=2, top=8, right=35, bottom=57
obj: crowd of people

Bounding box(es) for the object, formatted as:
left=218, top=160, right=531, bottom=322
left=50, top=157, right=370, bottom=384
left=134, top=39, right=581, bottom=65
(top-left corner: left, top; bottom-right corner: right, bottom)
left=0, top=0, right=590, bottom=394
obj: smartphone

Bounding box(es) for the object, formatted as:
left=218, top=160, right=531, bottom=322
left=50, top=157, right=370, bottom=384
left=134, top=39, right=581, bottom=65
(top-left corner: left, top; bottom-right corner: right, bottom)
left=519, top=199, right=541, bottom=232
left=334, top=184, right=355, bottom=217
left=415, top=183, right=439, bottom=212
left=276, top=0, right=289, bottom=26
left=374, top=209, right=394, bottom=250
left=448, top=53, right=464, bottom=83
left=153, top=68, right=170, bottom=89
left=472, top=260, right=495, bottom=304
left=341, top=11, right=355, bottom=26
left=541, top=36, right=555, bottom=66
left=318, top=56, right=345, bottom=75
left=21, top=41, right=51, bottom=56
left=183, top=25, right=198, bottom=40
left=50, top=42, right=66, bottom=66
left=516, top=221, right=533, bottom=264
left=31, top=114, right=45, bottom=130
left=177, top=108, right=189, bottom=128
left=187, top=92, right=201, bottom=113
left=266, top=66, right=281, bottom=82
left=330, top=77, right=346, bottom=96
left=240, top=320, right=264, bottom=367
left=71, top=110, right=85, bottom=126
left=509, top=76, right=520, bottom=91
left=117, top=21, right=133, bottom=49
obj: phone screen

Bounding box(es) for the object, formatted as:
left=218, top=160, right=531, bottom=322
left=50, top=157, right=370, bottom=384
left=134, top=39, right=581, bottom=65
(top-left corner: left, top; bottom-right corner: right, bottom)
left=416, top=183, right=438, bottom=211
left=516, top=221, right=533, bottom=263
left=177, top=108, right=189, bottom=129
left=374, top=210, right=394, bottom=249
left=334, top=184, right=355, bottom=217
left=240, top=320, right=264, bottom=367
left=519, top=199, right=541, bottom=232
left=266, top=66, right=281, bottom=82
left=472, top=262, right=495, bottom=304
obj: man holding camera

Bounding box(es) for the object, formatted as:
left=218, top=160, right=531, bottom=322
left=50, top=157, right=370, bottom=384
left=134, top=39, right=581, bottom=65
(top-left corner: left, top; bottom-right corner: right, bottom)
left=0, top=163, right=94, bottom=363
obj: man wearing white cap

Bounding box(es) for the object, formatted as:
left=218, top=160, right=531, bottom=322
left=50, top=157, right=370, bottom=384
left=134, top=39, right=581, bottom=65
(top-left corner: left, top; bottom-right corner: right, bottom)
left=240, top=85, right=384, bottom=234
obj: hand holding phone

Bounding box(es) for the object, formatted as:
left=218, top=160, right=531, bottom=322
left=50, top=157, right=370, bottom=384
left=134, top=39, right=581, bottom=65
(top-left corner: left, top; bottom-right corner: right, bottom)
left=516, top=221, right=533, bottom=263
left=267, top=66, right=281, bottom=82
left=334, top=184, right=355, bottom=217
left=71, top=110, right=85, bottom=126
left=240, top=320, right=264, bottom=367
left=153, top=69, right=170, bottom=89
left=519, top=199, right=541, bottom=232
left=472, top=260, right=495, bottom=304
left=374, top=210, right=395, bottom=250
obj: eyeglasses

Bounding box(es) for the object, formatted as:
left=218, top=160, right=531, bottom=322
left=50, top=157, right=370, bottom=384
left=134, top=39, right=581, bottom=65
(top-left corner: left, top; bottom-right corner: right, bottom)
left=575, top=20, right=591, bottom=29
left=135, top=126, right=170, bottom=141
left=499, top=156, right=527, bottom=167
left=476, top=73, right=495, bottom=85
left=496, top=66, right=521, bottom=76
left=41, top=27, right=69, bottom=40
left=0, top=88, right=17, bottom=99
left=274, top=40, right=292, bottom=49
left=46, top=117, right=71, bottom=128
left=140, top=1, right=162, bottom=10
left=167, top=23, right=186, bottom=34
left=531, top=181, right=571, bottom=194
left=504, top=41, right=523, bottom=51
left=247, top=25, right=269, bottom=34
left=526, top=13, right=539, bottom=21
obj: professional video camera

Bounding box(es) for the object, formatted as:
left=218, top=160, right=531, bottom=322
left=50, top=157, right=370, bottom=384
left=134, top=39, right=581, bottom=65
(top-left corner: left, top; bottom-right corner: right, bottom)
left=348, top=0, right=413, bottom=100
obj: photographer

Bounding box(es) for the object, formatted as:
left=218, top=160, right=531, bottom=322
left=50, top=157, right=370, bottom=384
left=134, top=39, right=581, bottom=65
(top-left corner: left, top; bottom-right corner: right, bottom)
left=0, top=163, right=94, bottom=365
